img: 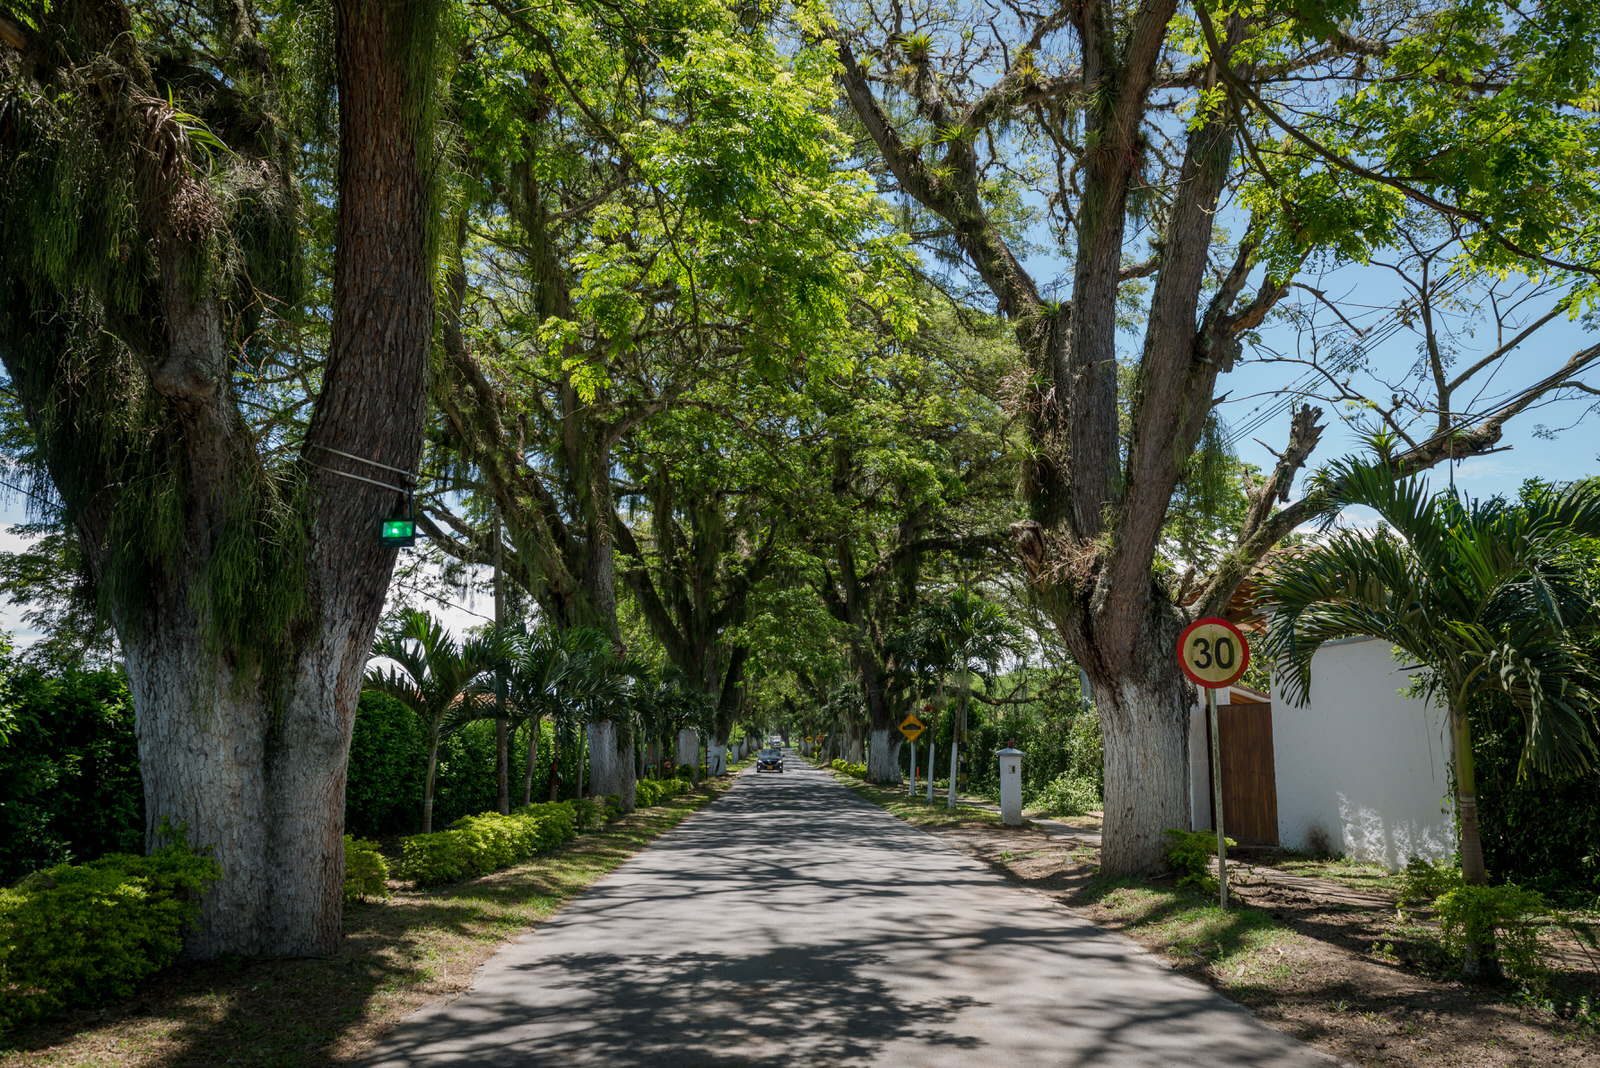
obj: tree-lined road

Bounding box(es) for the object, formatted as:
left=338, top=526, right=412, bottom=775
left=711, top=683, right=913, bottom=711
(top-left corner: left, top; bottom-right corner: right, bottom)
left=365, top=759, right=1340, bottom=1067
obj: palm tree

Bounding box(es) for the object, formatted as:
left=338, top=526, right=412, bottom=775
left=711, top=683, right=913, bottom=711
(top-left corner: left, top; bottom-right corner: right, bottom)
left=365, top=610, right=509, bottom=833
left=1259, top=460, right=1600, bottom=889
left=502, top=625, right=611, bottom=805
left=890, top=590, right=1020, bottom=803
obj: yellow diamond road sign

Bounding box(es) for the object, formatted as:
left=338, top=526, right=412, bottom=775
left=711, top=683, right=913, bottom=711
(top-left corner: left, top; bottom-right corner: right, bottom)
left=899, top=713, right=926, bottom=743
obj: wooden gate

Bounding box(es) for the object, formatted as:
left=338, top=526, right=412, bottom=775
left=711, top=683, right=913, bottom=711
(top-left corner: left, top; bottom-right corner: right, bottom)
left=1206, top=701, right=1279, bottom=845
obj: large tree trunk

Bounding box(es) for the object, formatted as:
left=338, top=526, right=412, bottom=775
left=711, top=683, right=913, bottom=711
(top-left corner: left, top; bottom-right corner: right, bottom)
left=844, top=723, right=864, bottom=763
left=1, top=0, right=434, bottom=959
left=866, top=728, right=901, bottom=784
left=1093, top=659, right=1192, bottom=875
left=862, top=667, right=900, bottom=783
left=676, top=728, right=700, bottom=777
left=588, top=719, right=637, bottom=809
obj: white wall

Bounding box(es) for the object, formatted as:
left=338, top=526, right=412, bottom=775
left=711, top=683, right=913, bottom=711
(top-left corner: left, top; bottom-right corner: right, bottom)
left=1271, top=637, right=1456, bottom=870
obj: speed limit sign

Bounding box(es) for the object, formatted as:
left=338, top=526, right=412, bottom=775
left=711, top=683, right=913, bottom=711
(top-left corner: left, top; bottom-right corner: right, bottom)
left=1177, top=617, right=1250, bottom=689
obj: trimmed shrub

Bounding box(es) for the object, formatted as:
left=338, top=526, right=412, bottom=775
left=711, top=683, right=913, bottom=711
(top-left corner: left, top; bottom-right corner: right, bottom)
left=1163, top=828, right=1234, bottom=896
left=0, top=842, right=219, bottom=1029
left=634, top=778, right=691, bottom=808
left=602, top=794, right=624, bottom=822
left=830, top=758, right=866, bottom=779
left=675, top=764, right=695, bottom=781
left=343, top=836, right=389, bottom=903
left=397, top=802, right=580, bottom=887
left=569, top=798, right=603, bottom=829
left=1028, top=772, right=1101, bottom=817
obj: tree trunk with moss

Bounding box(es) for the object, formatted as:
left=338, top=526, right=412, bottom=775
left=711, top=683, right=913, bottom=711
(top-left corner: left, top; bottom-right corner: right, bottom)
left=0, top=0, right=436, bottom=956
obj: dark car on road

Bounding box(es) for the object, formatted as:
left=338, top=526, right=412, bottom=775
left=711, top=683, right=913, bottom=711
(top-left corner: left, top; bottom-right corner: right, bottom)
left=756, top=748, right=784, bottom=773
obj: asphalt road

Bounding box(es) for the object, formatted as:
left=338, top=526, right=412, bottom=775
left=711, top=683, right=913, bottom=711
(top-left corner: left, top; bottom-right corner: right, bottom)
left=364, top=754, right=1339, bottom=1067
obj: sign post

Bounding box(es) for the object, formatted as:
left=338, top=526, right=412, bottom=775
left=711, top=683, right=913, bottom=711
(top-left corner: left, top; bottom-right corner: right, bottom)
left=898, top=713, right=926, bottom=797
left=1177, top=617, right=1251, bottom=910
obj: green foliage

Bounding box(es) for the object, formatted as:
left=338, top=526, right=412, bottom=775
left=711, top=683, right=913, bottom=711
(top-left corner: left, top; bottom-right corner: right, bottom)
left=568, top=798, right=604, bottom=829
left=364, top=610, right=511, bottom=832
left=0, top=0, right=320, bottom=698
left=1396, top=857, right=1579, bottom=983
left=397, top=802, right=579, bottom=887
left=0, top=649, right=143, bottom=883
left=919, top=670, right=1100, bottom=805
left=1434, top=882, right=1555, bottom=985
left=346, top=694, right=506, bottom=835
left=1397, top=856, right=1462, bottom=911
left=0, top=841, right=220, bottom=1029
left=831, top=758, right=867, bottom=779
left=1028, top=773, right=1101, bottom=818
left=632, top=778, right=689, bottom=807
left=345, top=691, right=428, bottom=837
left=342, top=836, right=389, bottom=903
left=1473, top=694, right=1600, bottom=902
left=0, top=528, right=113, bottom=668
left=1163, top=828, right=1235, bottom=896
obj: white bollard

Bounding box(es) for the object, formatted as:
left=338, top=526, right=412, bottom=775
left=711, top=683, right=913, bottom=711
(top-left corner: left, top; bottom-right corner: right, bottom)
left=998, top=747, right=1024, bottom=826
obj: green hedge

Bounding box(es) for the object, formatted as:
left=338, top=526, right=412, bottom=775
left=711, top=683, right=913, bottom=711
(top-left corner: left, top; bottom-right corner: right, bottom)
left=398, top=802, right=580, bottom=887
left=0, top=657, right=144, bottom=884
left=0, top=843, right=219, bottom=1030
left=831, top=758, right=866, bottom=779
left=634, top=778, right=689, bottom=807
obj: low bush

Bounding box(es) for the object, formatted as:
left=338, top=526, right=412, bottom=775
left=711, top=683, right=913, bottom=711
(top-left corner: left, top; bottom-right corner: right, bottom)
left=398, top=802, right=579, bottom=887
left=1398, top=856, right=1461, bottom=911
left=1394, top=859, right=1579, bottom=984
left=569, top=797, right=603, bottom=829
left=1028, top=773, right=1100, bottom=817
left=0, top=841, right=219, bottom=1029
left=830, top=758, right=866, bottom=779
left=634, top=778, right=689, bottom=808
left=342, top=836, right=389, bottom=903
left=1435, top=882, right=1554, bottom=984
left=602, top=794, right=624, bottom=822
left=1163, top=828, right=1234, bottom=896
left=675, top=764, right=695, bottom=781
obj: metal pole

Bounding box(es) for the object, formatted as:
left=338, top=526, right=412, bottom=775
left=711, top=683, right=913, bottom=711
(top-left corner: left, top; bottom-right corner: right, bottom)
left=493, top=508, right=509, bottom=816
left=1208, top=685, right=1228, bottom=909
left=927, top=735, right=935, bottom=801
left=909, top=735, right=917, bottom=796
left=946, top=718, right=959, bottom=809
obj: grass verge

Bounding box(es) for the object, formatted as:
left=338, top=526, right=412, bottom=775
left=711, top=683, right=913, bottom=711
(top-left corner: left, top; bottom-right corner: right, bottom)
left=819, top=762, right=1007, bottom=829
left=1079, top=878, right=1304, bottom=1001
left=0, top=779, right=735, bottom=1068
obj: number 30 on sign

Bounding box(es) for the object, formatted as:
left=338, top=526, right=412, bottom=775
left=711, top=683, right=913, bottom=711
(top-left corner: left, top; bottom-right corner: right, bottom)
left=1177, top=617, right=1250, bottom=689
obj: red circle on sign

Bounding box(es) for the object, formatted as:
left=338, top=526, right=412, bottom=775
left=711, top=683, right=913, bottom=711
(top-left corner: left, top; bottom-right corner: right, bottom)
left=1177, top=616, right=1251, bottom=689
